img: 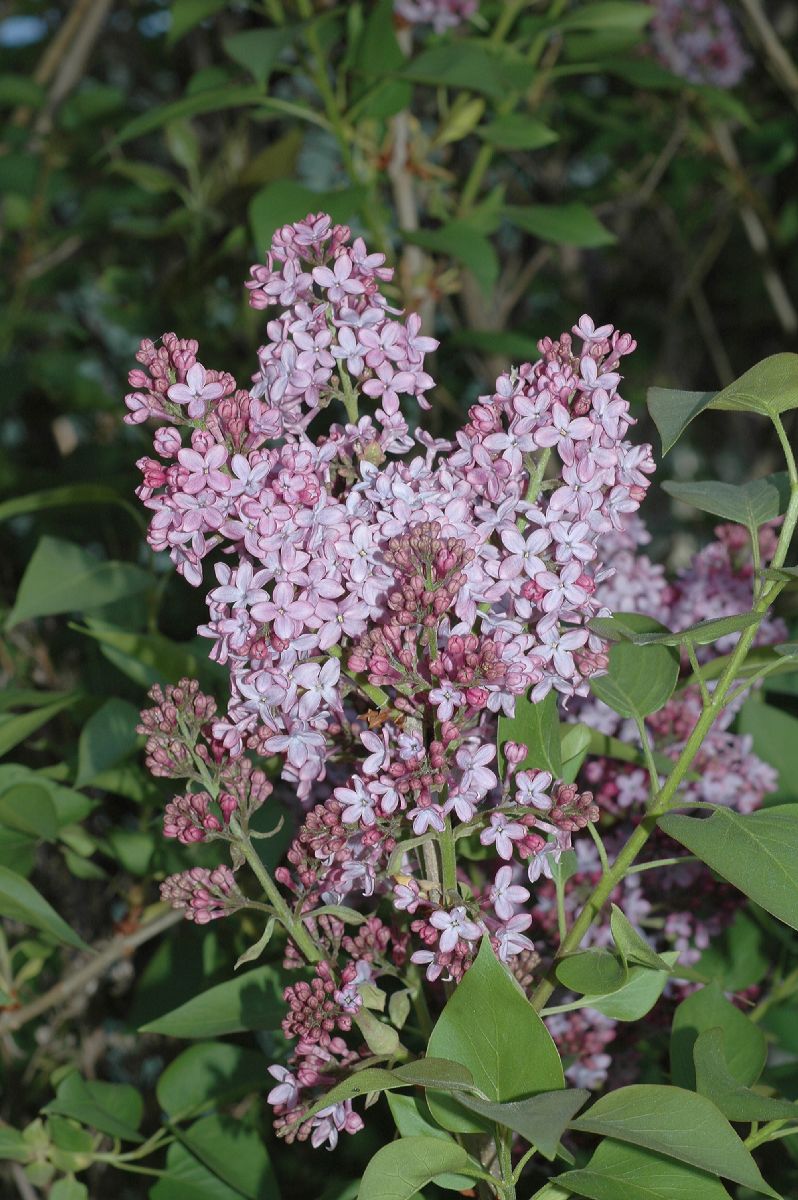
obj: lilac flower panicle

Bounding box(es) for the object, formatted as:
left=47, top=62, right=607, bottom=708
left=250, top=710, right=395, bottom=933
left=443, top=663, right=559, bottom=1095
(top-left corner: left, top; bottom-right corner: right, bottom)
left=125, top=214, right=666, bottom=1146
left=648, top=0, right=750, bottom=87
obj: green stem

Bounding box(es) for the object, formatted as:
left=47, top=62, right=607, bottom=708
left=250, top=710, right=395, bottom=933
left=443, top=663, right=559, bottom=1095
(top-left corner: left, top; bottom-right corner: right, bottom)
left=440, top=816, right=457, bottom=894
left=555, top=871, right=568, bottom=943
left=625, top=855, right=697, bottom=876
left=529, top=473, right=798, bottom=1012
left=586, top=820, right=609, bottom=875
left=498, top=1130, right=516, bottom=1199
left=634, top=715, right=661, bottom=795
left=231, top=819, right=321, bottom=963
left=745, top=1119, right=798, bottom=1150
left=685, top=639, right=710, bottom=707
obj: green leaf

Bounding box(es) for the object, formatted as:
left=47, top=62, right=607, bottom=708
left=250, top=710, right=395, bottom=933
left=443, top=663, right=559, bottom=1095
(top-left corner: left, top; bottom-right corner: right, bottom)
left=0, top=783, right=57, bottom=840
left=234, top=917, right=276, bottom=969
left=75, top=698, right=140, bottom=787
left=353, top=0, right=405, bottom=76
left=357, top=1137, right=478, bottom=1200
left=50, top=1180, right=89, bottom=1200
left=400, top=41, right=538, bottom=99
left=504, top=203, right=615, bottom=248
left=557, top=1139, right=732, bottom=1200
left=0, top=1122, right=30, bottom=1162
left=177, top=1114, right=278, bottom=1199
left=108, top=85, right=265, bottom=149
left=396, top=1058, right=479, bottom=1093
left=0, top=484, right=141, bottom=526
left=693, top=1028, right=798, bottom=1122
left=152, top=1141, right=251, bottom=1200
left=693, top=908, right=769, bottom=990
left=456, top=1088, right=589, bottom=1161
left=427, top=938, right=563, bottom=1133
left=559, top=722, right=592, bottom=784
left=386, top=1095, right=474, bottom=1191
left=662, top=474, right=791, bottom=530
left=590, top=616, right=679, bottom=719
left=156, top=1043, right=267, bottom=1119
left=355, top=1008, right=401, bottom=1056
left=659, top=805, right=798, bottom=930
left=498, top=689, right=562, bottom=777
left=610, top=904, right=670, bottom=971
left=670, top=982, right=766, bottom=1089
left=0, top=75, right=45, bottom=108
left=167, top=0, right=228, bottom=44
left=141, top=966, right=283, bottom=1038
left=301, top=1057, right=478, bottom=1126
left=403, top=222, right=499, bottom=295
left=7, top=537, right=150, bottom=628
left=0, top=866, right=89, bottom=950
left=550, top=951, right=678, bottom=1021
left=249, top=180, right=367, bottom=254
left=710, top=353, right=798, bottom=419
left=302, top=1068, right=411, bottom=1123
left=589, top=612, right=760, bottom=647
left=558, top=1, right=654, bottom=31
left=556, top=949, right=627, bottom=996
left=223, top=27, right=297, bottom=86
left=44, top=1073, right=143, bottom=1142
left=570, top=1085, right=777, bottom=1195
left=73, top=621, right=221, bottom=690
left=738, top=699, right=798, bottom=800
left=0, top=695, right=78, bottom=758
left=647, top=388, right=718, bottom=455
left=477, top=114, right=559, bottom=150
left=648, top=356, right=798, bottom=450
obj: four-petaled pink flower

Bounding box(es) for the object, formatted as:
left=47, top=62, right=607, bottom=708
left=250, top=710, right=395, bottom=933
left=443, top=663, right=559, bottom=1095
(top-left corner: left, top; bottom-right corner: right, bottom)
left=168, top=362, right=225, bottom=419
left=430, top=906, right=482, bottom=952
left=480, top=813, right=526, bottom=860
left=490, top=866, right=530, bottom=920
left=252, top=582, right=315, bottom=640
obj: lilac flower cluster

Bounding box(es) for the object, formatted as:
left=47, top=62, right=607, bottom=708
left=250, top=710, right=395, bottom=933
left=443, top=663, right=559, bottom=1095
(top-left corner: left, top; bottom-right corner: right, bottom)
left=394, top=0, right=478, bottom=34
left=125, top=212, right=657, bottom=1147
left=648, top=0, right=750, bottom=87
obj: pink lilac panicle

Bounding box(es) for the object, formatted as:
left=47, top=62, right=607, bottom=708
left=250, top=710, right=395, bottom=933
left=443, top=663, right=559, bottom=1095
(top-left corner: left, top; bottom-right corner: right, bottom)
left=648, top=0, right=750, bottom=87
left=125, top=214, right=659, bottom=1146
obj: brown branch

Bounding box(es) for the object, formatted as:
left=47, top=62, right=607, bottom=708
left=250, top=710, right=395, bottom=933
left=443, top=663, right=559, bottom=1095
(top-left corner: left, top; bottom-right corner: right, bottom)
left=710, top=117, right=798, bottom=336
left=0, top=908, right=182, bottom=1037
left=737, top=0, right=798, bottom=116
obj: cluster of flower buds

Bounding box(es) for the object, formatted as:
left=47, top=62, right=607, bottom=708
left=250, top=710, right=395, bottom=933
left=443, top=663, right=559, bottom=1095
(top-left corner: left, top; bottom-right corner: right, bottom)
left=648, top=0, right=750, bottom=87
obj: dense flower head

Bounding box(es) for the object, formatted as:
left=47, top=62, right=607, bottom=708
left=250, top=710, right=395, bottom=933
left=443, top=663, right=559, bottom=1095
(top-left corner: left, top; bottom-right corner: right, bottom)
left=648, top=0, right=750, bottom=87
left=160, top=865, right=243, bottom=923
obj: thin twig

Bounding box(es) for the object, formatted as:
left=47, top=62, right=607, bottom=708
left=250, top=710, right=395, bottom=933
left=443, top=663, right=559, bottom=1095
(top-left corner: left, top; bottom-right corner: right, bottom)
left=737, top=0, right=798, bottom=116
left=33, top=0, right=115, bottom=136
left=711, top=117, right=798, bottom=335
left=10, top=1164, right=38, bottom=1200
left=0, top=908, right=182, bottom=1037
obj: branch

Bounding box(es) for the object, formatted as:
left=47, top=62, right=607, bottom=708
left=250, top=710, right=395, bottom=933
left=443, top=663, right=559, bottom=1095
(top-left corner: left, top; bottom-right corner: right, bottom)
left=710, top=117, right=798, bottom=336
left=738, top=0, right=798, bottom=116
left=0, top=907, right=182, bottom=1037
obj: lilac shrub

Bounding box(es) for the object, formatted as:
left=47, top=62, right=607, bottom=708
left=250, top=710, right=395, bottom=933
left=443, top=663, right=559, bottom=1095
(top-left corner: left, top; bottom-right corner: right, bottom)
left=123, top=214, right=798, bottom=1194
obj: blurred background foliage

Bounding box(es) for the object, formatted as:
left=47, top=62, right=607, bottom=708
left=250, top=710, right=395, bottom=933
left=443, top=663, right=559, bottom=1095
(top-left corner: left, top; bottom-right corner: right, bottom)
left=1, top=0, right=798, bottom=1196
